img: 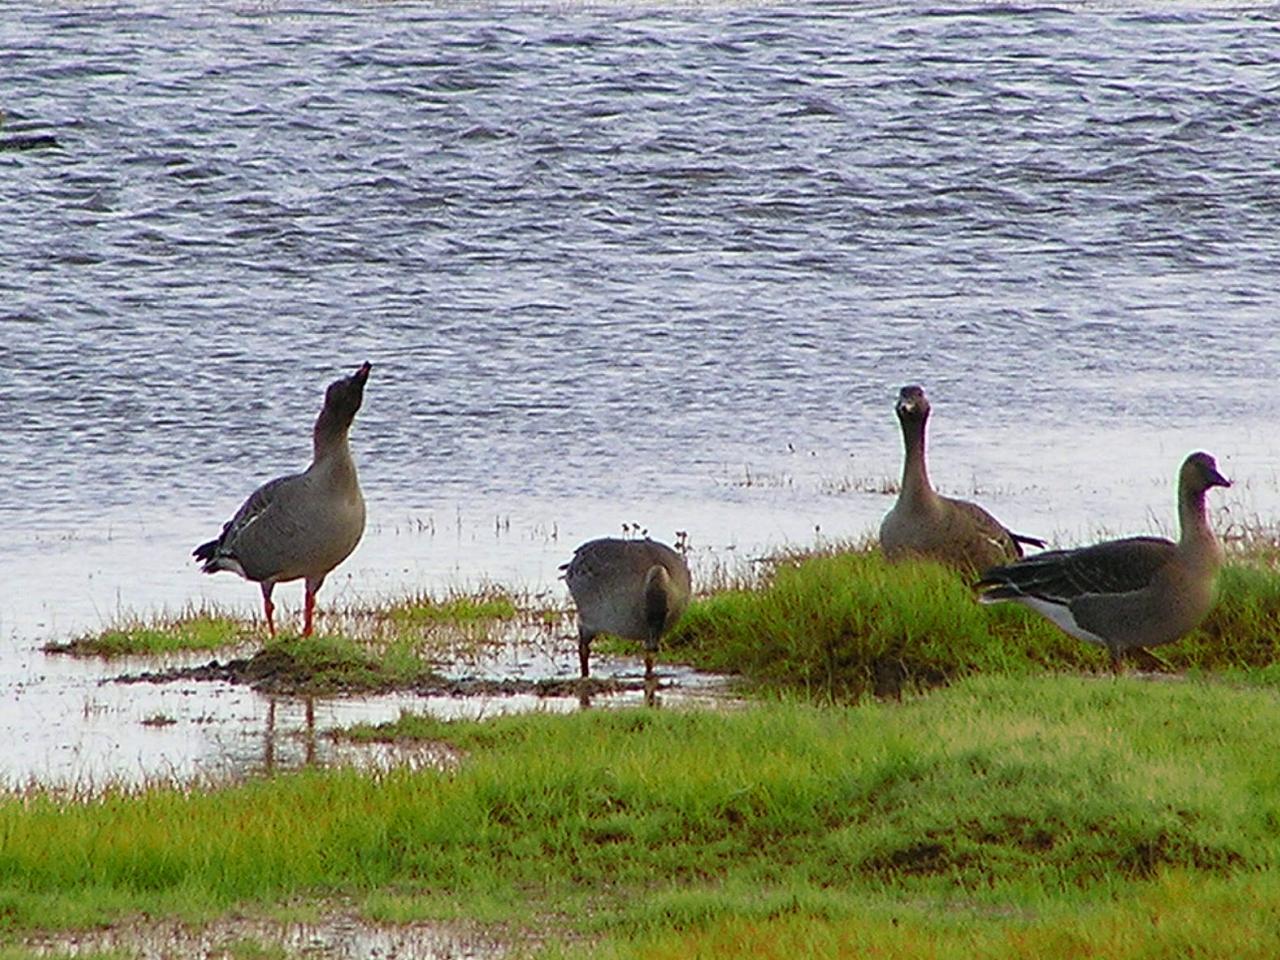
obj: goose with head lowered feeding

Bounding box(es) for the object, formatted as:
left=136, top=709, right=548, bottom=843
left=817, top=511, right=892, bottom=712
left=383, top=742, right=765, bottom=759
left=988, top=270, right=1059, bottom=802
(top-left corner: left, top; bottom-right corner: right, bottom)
left=879, top=385, right=1044, bottom=572
left=194, top=361, right=372, bottom=637
left=561, top=537, right=692, bottom=682
left=975, top=452, right=1231, bottom=672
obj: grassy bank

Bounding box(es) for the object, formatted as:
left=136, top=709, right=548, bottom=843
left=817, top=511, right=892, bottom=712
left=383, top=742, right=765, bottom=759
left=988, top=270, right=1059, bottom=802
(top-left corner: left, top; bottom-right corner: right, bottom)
left=549, top=873, right=1280, bottom=960
left=5, top=675, right=1280, bottom=956
left=664, top=547, right=1280, bottom=698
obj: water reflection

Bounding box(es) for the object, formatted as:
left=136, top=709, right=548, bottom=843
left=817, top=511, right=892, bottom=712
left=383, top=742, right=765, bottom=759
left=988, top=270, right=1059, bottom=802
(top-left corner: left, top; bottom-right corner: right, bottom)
left=262, top=697, right=320, bottom=773
left=26, top=911, right=511, bottom=960
left=0, top=628, right=731, bottom=791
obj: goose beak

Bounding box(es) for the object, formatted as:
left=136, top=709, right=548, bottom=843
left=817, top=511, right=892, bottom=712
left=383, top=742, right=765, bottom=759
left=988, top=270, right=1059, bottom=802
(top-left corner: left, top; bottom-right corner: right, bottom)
left=353, top=361, right=372, bottom=383
left=1209, top=468, right=1232, bottom=489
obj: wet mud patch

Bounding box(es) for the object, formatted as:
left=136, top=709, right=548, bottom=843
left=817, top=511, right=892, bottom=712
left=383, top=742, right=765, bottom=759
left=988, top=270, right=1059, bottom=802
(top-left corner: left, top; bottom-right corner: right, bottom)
left=113, top=653, right=645, bottom=699
left=108, top=638, right=439, bottom=696
left=24, top=907, right=514, bottom=959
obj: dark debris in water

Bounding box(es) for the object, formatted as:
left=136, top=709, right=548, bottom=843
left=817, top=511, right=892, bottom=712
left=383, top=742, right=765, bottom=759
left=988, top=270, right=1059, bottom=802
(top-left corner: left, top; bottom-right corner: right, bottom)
left=112, top=654, right=639, bottom=699
left=0, top=134, right=59, bottom=152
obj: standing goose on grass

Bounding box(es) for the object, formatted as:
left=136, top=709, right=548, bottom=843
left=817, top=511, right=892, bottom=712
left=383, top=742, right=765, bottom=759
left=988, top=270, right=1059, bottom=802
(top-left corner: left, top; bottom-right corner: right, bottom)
left=975, top=452, right=1230, bottom=672
left=879, top=385, right=1044, bottom=572
left=562, top=537, right=692, bottom=681
left=193, top=361, right=372, bottom=638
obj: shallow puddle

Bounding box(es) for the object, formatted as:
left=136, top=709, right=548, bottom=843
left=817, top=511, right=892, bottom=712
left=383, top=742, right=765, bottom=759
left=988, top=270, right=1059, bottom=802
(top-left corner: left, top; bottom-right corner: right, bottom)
left=26, top=910, right=512, bottom=959
left=1, top=622, right=735, bottom=791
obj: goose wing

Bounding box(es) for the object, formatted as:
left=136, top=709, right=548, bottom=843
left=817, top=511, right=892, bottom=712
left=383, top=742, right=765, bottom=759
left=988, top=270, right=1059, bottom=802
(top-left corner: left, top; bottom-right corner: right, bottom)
left=943, top=495, right=1046, bottom=563
left=193, top=473, right=301, bottom=578
left=976, top=536, right=1175, bottom=603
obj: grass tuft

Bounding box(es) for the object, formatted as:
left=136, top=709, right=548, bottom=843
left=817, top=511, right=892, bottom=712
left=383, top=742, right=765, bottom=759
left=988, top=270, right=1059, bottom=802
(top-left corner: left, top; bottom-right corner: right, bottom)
left=44, top=612, right=247, bottom=658
left=382, top=588, right=521, bottom=626
left=666, top=548, right=1091, bottom=697
left=238, top=635, right=441, bottom=696
left=665, top=545, right=1280, bottom=698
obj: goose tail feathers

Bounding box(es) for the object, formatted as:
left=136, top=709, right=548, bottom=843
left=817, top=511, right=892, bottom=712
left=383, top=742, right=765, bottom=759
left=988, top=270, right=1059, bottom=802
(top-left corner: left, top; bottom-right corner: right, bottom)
left=193, top=525, right=245, bottom=577
left=192, top=538, right=220, bottom=564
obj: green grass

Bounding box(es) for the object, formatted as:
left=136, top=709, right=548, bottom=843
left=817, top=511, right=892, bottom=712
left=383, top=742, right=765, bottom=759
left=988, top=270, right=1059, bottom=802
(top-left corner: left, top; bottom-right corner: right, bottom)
left=18, top=542, right=1280, bottom=955
left=5, top=675, right=1280, bottom=954
left=42, top=586, right=552, bottom=663
left=238, top=634, right=440, bottom=695
left=663, top=547, right=1280, bottom=698
left=43, top=612, right=247, bottom=657
left=42, top=547, right=1280, bottom=701
left=665, top=548, right=1086, bottom=697
left=545, top=873, right=1280, bottom=959
left=382, top=588, right=521, bottom=626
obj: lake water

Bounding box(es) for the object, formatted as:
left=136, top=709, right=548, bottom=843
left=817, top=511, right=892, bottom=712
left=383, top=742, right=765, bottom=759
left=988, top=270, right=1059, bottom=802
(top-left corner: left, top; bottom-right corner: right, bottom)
left=1, top=1, right=1278, bottom=783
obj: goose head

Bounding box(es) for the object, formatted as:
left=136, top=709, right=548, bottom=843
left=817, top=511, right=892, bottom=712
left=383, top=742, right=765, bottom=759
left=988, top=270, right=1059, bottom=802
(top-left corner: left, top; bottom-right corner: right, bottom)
left=1181, top=451, right=1231, bottom=495
left=323, top=361, right=372, bottom=425
left=895, top=384, right=931, bottom=426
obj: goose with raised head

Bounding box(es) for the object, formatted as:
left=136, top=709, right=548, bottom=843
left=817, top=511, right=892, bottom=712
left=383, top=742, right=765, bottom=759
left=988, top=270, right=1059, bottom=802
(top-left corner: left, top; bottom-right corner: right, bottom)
left=975, top=452, right=1230, bottom=671
left=561, top=537, right=692, bottom=681
left=879, top=385, right=1043, bottom=571
left=194, top=361, right=372, bottom=637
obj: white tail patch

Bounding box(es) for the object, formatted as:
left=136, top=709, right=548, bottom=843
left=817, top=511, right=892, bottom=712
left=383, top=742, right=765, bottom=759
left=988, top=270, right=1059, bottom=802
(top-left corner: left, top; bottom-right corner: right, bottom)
left=207, top=556, right=248, bottom=580
left=1014, top=595, right=1109, bottom=648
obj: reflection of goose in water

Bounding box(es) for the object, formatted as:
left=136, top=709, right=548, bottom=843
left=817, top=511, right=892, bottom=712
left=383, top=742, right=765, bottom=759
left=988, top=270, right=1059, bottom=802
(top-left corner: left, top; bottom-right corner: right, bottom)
left=263, top=698, right=276, bottom=772
left=0, top=109, right=59, bottom=152
left=261, top=696, right=318, bottom=773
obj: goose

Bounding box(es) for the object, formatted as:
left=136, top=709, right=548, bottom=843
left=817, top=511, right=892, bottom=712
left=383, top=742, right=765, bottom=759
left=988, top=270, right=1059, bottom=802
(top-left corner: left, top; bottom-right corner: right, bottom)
left=561, top=537, right=692, bottom=680
left=879, top=385, right=1044, bottom=571
left=193, top=361, right=371, bottom=637
left=975, top=451, right=1230, bottom=671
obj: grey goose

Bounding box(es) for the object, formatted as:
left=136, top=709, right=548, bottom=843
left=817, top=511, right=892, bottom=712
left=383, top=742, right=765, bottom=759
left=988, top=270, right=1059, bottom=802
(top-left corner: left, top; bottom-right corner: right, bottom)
left=879, top=385, right=1044, bottom=572
left=561, top=537, right=692, bottom=680
left=975, top=452, right=1230, bottom=670
left=194, top=361, right=371, bottom=637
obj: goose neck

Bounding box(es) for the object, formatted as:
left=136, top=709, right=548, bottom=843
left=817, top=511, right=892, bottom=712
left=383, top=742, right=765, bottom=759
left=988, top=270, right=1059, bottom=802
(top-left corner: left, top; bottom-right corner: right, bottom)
left=313, top=406, right=353, bottom=459
left=899, top=416, right=934, bottom=503
left=312, top=427, right=357, bottom=483
left=1177, top=485, right=1221, bottom=567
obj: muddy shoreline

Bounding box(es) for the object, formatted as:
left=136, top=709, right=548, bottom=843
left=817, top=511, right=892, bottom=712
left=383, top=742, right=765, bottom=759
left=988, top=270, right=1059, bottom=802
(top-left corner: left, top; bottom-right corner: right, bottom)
left=112, top=654, right=648, bottom=699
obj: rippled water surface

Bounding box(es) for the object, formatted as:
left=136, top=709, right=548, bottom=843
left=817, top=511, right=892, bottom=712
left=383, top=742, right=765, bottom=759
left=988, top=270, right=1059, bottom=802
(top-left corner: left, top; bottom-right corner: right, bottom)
left=2, top=1, right=1279, bottom=783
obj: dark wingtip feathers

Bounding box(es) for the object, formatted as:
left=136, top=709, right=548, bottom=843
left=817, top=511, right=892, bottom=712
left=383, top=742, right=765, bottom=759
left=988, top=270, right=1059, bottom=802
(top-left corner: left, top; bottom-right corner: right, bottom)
left=973, top=580, right=1024, bottom=601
